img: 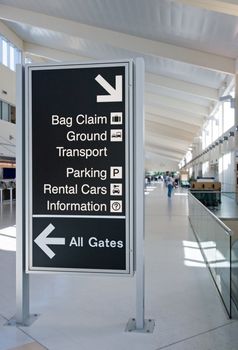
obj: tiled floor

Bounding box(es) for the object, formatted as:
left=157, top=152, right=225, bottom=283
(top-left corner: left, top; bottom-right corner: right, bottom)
left=9, top=343, right=46, bottom=350
left=0, top=183, right=238, bottom=350
left=211, top=193, right=238, bottom=219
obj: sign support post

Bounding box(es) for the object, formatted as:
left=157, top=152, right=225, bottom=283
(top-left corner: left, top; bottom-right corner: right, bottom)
left=135, top=58, right=145, bottom=330
left=15, top=64, right=30, bottom=325
left=126, top=58, right=155, bottom=333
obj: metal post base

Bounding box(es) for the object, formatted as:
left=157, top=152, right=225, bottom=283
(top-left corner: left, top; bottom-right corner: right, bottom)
left=125, top=318, right=155, bottom=333
left=5, top=313, right=39, bottom=327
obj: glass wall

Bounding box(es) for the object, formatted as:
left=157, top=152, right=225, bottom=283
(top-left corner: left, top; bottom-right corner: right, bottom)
left=180, top=84, right=236, bottom=171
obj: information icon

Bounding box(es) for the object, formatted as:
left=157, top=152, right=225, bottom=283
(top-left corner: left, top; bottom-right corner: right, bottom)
left=110, top=200, right=122, bottom=213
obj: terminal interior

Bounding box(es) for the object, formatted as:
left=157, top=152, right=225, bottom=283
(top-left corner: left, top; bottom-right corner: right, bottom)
left=1, top=1, right=238, bottom=349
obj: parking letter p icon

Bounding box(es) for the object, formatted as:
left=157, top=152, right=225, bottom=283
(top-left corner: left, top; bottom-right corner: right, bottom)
left=110, top=166, right=122, bottom=179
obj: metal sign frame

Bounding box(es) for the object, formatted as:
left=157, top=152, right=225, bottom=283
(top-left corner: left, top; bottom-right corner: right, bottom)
left=24, top=61, right=134, bottom=275
left=16, top=58, right=154, bottom=332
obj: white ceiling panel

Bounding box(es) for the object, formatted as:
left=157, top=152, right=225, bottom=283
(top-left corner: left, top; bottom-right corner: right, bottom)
left=7, top=19, right=226, bottom=89
left=1, top=0, right=238, bottom=58
left=6, top=21, right=227, bottom=90
left=0, top=3, right=235, bottom=72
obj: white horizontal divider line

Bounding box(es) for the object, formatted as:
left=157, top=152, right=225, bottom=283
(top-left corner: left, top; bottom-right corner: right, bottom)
left=32, top=215, right=126, bottom=219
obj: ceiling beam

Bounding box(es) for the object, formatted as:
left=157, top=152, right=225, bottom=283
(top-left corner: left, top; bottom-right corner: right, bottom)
left=146, top=113, right=200, bottom=133
left=145, top=72, right=218, bottom=101
left=177, top=0, right=238, bottom=16
left=146, top=142, right=185, bottom=157
left=146, top=141, right=187, bottom=156
left=146, top=153, right=180, bottom=163
left=146, top=120, right=194, bottom=141
left=23, top=42, right=91, bottom=62
left=0, top=4, right=235, bottom=74
left=24, top=43, right=219, bottom=105
left=146, top=148, right=182, bottom=162
left=146, top=146, right=182, bottom=162
left=146, top=105, right=204, bottom=126
left=0, top=19, right=23, bottom=49
left=145, top=132, right=190, bottom=149
left=145, top=93, right=208, bottom=116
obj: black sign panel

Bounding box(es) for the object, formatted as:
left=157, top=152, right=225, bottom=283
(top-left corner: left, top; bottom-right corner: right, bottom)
left=33, top=217, right=126, bottom=270
left=26, top=62, right=132, bottom=274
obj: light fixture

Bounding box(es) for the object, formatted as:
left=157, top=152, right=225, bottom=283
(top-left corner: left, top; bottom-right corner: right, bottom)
left=219, top=95, right=235, bottom=108
left=0, top=162, right=16, bottom=168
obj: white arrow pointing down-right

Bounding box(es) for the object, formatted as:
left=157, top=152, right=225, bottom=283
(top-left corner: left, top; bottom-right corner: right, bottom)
left=95, top=74, right=122, bottom=102
left=34, top=223, right=65, bottom=259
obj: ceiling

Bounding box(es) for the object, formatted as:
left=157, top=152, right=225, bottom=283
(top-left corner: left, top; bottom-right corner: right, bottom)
left=0, top=0, right=237, bottom=171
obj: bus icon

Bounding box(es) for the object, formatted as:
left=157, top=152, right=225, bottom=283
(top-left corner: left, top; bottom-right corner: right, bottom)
left=110, top=129, right=123, bottom=141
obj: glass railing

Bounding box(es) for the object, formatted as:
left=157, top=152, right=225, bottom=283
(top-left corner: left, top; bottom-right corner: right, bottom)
left=189, top=190, right=238, bottom=316
left=188, top=191, right=232, bottom=317
left=222, top=192, right=236, bottom=200
left=189, top=190, right=221, bottom=208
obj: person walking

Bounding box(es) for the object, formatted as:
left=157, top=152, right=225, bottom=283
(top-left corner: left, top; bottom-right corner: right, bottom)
left=167, top=176, right=174, bottom=198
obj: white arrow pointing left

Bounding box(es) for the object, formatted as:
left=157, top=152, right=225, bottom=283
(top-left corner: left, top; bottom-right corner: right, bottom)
left=34, top=223, right=65, bottom=259
left=95, top=74, right=122, bottom=102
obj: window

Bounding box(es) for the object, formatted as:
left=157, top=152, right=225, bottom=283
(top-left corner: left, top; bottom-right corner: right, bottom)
left=223, top=89, right=235, bottom=133
left=10, top=105, right=16, bottom=124
left=9, top=45, right=15, bottom=71
left=202, top=129, right=206, bottom=150
left=2, top=38, right=8, bottom=66
left=202, top=121, right=211, bottom=149
left=2, top=101, right=9, bottom=121
left=0, top=35, right=22, bottom=71
left=0, top=100, right=15, bottom=124
left=212, top=116, right=219, bottom=142
left=217, top=104, right=223, bottom=138
left=206, top=119, right=212, bottom=147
